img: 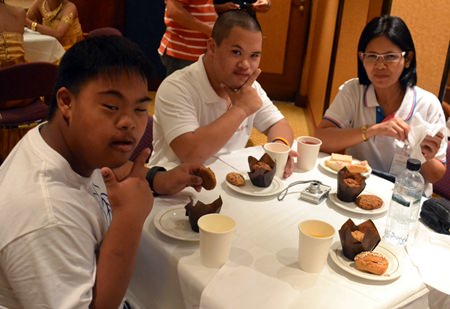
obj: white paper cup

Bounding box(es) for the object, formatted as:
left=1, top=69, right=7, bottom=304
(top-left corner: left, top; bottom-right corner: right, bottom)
left=198, top=214, right=236, bottom=268
left=263, top=142, right=291, bottom=179
left=298, top=219, right=335, bottom=273
left=296, top=136, right=322, bottom=171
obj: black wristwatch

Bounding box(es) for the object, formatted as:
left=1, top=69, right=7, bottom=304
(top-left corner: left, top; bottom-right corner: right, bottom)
left=146, top=166, right=167, bottom=195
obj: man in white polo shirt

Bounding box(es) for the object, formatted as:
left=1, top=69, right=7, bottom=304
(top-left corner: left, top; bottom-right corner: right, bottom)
left=149, top=10, right=296, bottom=178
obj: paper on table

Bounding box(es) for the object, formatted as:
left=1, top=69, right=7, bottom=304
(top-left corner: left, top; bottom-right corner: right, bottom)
left=200, top=264, right=300, bottom=309
left=406, top=113, right=445, bottom=163
left=406, top=224, right=450, bottom=295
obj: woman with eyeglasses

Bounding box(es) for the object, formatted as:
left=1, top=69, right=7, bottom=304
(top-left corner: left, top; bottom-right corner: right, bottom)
left=314, top=15, right=447, bottom=194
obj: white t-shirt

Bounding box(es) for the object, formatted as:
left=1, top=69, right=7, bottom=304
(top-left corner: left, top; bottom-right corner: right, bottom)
left=148, top=55, right=284, bottom=168
left=0, top=125, right=111, bottom=308
left=324, top=78, right=447, bottom=172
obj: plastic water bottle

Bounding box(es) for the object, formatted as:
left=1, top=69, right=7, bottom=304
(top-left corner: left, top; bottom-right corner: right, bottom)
left=384, top=158, right=424, bottom=246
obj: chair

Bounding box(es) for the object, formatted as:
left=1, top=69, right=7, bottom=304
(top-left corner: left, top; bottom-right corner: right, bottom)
left=0, top=62, right=58, bottom=163
left=87, top=27, right=122, bottom=38
left=433, top=141, right=450, bottom=200
left=130, top=115, right=153, bottom=162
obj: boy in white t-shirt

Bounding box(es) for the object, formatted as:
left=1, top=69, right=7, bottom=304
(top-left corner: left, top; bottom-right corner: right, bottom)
left=0, top=36, right=202, bottom=308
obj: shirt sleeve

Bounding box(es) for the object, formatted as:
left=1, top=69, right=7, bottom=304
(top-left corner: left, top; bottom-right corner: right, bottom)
left=2, top=226, right=96, bottom=308
left=252, top=81, right=284, bottom=133
left=323, top=78, right=361, bottom=129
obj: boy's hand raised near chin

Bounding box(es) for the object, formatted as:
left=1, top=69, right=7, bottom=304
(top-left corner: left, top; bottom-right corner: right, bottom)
left=101, top=149, right=153, bottom=224
left=222, top=68, right=263, bottom=117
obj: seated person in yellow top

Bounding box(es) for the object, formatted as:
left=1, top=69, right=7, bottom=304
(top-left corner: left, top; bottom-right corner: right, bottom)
left=0, top=0, right=26, bottom=67
left=25, top=0, right=83, bottom=50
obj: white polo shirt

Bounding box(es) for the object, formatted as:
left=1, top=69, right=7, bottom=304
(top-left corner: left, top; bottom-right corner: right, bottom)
left=148, top=55, right=284, bottom=168
left=324, top=78, right=447, bottom=173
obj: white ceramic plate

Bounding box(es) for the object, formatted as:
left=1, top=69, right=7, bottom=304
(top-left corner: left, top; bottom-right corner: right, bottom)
left=329, top=241, right=403, bottom=281
left=153, top=206, right=199, bottom=242
left=328, top=192, right=387, bottom=215
left=319, top=156, right=372, bottom=177
left=225, top=175, right=284, bottom=197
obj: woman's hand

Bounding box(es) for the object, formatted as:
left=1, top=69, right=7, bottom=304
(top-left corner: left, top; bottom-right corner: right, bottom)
left=420, top=132, right=444, bottom=161
left=368, top=117, right=410, bottom=141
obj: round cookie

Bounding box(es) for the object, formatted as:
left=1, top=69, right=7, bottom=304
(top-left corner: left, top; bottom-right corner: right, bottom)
left=355, top=194, right=383, bottom=210
left=226, top=172, right=245, bottom=186
left=198, top=167, right=216, bottom=190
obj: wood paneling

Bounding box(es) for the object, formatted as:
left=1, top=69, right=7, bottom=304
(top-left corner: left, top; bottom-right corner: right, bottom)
left=71, top=0, right=125, bottom=33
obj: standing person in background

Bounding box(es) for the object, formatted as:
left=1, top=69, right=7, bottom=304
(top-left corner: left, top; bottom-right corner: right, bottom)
left=314, top=15, right=447, bottom=195
left=25, top=0, right=83, bottom=50
left=158, top=0, right=217, bottom=76
left=0, top=0, right=25, bottom=67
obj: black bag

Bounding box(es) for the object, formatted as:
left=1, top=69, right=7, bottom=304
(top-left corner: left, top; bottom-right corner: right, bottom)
left=420, top=198, right=450, bottom=235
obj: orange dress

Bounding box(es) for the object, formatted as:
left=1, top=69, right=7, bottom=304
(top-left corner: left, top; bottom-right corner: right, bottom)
left=40, top=0, right=83, bottom=50
left=0, top=32, right=25, bottom=68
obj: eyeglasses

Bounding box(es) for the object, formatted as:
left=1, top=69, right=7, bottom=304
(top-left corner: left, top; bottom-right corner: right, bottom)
left=359, top=51, right=406, bottom=63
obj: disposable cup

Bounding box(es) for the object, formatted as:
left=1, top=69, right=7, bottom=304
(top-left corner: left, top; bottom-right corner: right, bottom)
left=198, top=214, right=236, bottom=268
left=296, top=136, right=322, bottom=171
left=263, top=142, right=291, bottom=179
left=298, top=219, right=335, bottom=272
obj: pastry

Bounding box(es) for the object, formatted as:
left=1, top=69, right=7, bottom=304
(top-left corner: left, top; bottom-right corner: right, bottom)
left=185, top=196, right=222, bottom=232
left=356, top=194, right=383, bottom=210
left=338, top=218, right=381, bottom=260
left=325, top=153, right=369, bottom=173
left=337, top=167, right=366, bottom=202
left=197, top=166, right=216, bottom=190
left=247, top=153, right=276, bottom=187
left=354, top=251, right=389, bottom=275
left=226, top=172, right=245, bottom=186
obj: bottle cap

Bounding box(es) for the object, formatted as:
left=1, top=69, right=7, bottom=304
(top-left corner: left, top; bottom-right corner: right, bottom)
left=406, top=158, right=421, bottom=171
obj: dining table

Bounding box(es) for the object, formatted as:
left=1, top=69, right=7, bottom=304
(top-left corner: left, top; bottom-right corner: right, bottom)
left=126, top=145, right=449, bottom=309
left=23, top=28, right=65, bottom=63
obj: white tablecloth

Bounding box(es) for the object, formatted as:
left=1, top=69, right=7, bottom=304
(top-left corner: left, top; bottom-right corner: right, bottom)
left=126, top=146, right=445, bottom=309
left=23, top=29, right=65, bottom=63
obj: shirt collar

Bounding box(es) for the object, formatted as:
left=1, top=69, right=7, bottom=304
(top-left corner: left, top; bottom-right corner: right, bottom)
left=194, top=55, right=224, bottom=105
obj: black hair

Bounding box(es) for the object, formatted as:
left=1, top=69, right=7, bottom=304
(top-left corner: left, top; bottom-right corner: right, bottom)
left=211, top=9, right=262, bottom=46
left=48, top=36, right=152, bottom=119
left=357, top=15, right=417, bottom=88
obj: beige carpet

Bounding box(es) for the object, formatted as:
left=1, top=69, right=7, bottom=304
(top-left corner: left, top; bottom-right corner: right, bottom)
left=148, top=92, right=309, bottom=146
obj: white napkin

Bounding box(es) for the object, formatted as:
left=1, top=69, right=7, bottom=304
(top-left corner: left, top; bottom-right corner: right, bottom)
left=199, top=264, right=299, bottom=309
left=406, top=113, right=445, bottom=163
left=406, top=224, right=450, bottom=295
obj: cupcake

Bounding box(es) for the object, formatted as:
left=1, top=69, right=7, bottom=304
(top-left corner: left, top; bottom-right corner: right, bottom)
left=185, top=196, right=222, bottom=232
left=337, top=166, right=366, bottom=202
left=248, top=153, right=276, bottom=187
left=338, top=218, right=381, bottom=260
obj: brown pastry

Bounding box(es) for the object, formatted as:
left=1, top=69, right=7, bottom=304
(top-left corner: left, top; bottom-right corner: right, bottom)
left=185, top=196, right=222, bottom=232
left=247, top=153, right=276, bottom=188
left=354, top=251, right=389, bottom=275
left=339, top=219, right=381, bottom=260
left=337, top=167, right=366, bottom=202
left=226, top=172, right=246, bottom=186
left=197, top=166, right=216, bottom=190
left=356, top=194, right=383, bottom=210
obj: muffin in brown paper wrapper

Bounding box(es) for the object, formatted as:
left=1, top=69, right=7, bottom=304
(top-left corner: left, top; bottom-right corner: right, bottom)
left=185, top=196, right=222, bottom=233
left=247, top=153, right=276, bottom=188
left=337, top=167, right=366, bottom=202
left=338, top=219, right=381, bottom=260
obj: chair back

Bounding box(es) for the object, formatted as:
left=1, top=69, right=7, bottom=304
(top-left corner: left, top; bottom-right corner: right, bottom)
left=130, top=115, right=153, bottom=162
left=0, top=62, right=58, bottom=103
left=87, top=27, right=122, bottom=38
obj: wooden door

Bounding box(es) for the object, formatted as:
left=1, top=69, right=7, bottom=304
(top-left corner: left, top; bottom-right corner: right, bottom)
left=257, top=0, right=310, bottom=102
left=71, top=0, right=125, bottom=32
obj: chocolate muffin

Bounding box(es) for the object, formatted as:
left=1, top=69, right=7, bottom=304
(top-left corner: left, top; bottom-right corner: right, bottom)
left=337, top=167, right=366, bottom=202
left=185, top=196, right=222, bottom=232
left=247, top=153, right=276, bottom=188
left=338, top=218, right=381, bottom=260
